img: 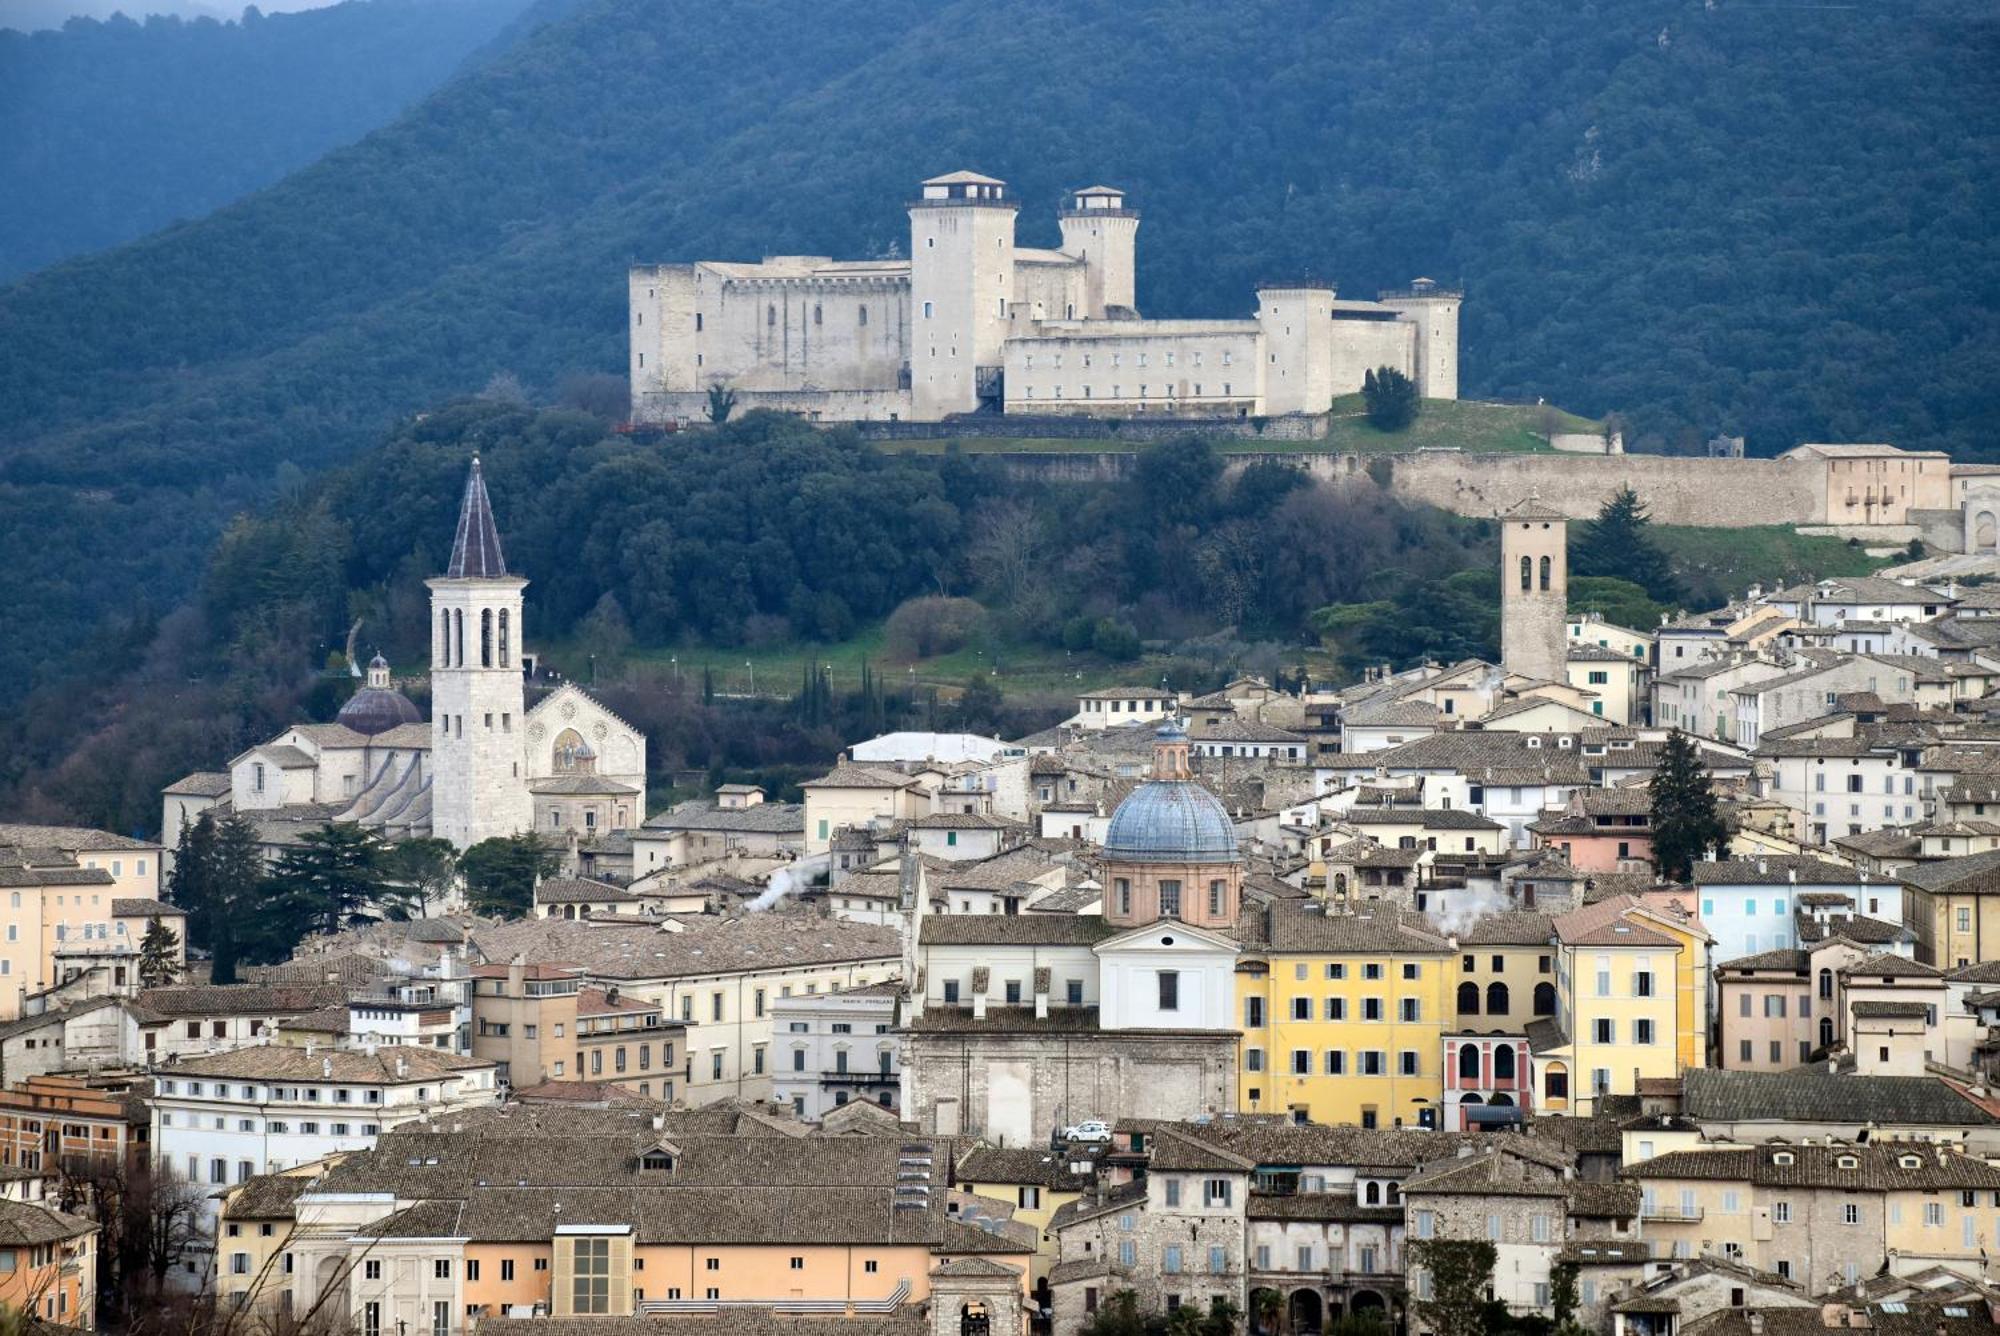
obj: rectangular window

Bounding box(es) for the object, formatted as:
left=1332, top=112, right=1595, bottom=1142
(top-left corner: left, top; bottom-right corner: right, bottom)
left=1158, top=971, right=1180, bottom=1011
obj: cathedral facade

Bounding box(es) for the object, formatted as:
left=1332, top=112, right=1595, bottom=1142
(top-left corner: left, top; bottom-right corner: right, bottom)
left=629, top=171, right=1460, bottom=425
left=166, top=461, right=645, bottom=859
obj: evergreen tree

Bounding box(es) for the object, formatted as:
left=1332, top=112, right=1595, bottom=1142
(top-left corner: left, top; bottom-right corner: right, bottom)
left=458, top=833, right=558, bottom=919
left=1650, top=729, right=1730, bottom=880
left=136, top=915, right=180, bottom=989
left=172, top=811, right=281, bottom=983
left=1572, top=486, right=1678, bottom=604
left=705, top=384, right=737, bottom=424
left=1409, top=1240, right=1498, bottom=1336
left=1362, top=365, right=1419, bottom=431
left=380, top=836, right=459, bottom=919
left=267, top=823, right=389, bottom=936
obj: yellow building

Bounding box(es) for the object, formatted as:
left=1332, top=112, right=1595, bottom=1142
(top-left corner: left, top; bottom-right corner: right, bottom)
left=1236, top=901, right=1451, bottom=1128
left=0, top=825, right=173, bottom=1020
left=800, top=759, right=930, bottom=853
left=1534, top=896, right=1708, bottom=1116
left=214, top=1158, right=345, bottom=1304
left=1901, top=855, right=2000, bottom=968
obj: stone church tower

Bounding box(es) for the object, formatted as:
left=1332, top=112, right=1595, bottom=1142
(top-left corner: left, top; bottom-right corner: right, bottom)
left=1499, top=497, right=1569, bottom=684
left=428, top=458, right=532, bottom=850
left=908, top=171, right=1017, bottom=419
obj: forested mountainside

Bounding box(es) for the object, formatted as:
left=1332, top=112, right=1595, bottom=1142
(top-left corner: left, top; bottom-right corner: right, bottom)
left=0, top=0, right=534, bottom=280
left=0, top=0, right=1995, bottom=709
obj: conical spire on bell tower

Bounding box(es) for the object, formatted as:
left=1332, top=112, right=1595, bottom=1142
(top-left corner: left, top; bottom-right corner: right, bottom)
left=447, top=456, right=508, bottom=580
left=428, top=455, right=531, bottom=850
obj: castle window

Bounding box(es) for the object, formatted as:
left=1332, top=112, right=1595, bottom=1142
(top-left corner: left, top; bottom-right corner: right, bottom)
left=498, top=609, right=510, bottom=668
left=1539, top=556, right=1552, bottom=591
left=635, top=311, right=642, bottom=326
left=766, top=304, right=776, bottom=326
left=1520, top=556, right=1532, bottom=591
left=923, top=301, right=933, bottom=319
left=637, top=353, right=643, bottom=368
left=858, top=306, right=868, bottom=327
left=454, top=609, right=464, bottom=666
left=694, top=313, right=703, bottom=332
left=813, top=304, right=822, bottom=326
left=480, top=609, right=493, bottom=667
left=439, top=611, right=451, bottom=666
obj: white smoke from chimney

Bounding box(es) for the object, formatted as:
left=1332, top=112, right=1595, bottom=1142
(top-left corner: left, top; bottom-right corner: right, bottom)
left=1429, top=879, right=1509, bottom=937
left=749, top=853, right=831, bottom=912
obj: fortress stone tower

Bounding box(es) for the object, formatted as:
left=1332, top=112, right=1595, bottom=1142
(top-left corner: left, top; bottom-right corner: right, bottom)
left=909, top=170, right=1018, bottom=419
left=1056, top=185, right=1139, bottom=318
left=428, top=458, right=532, bottom=850
left=1379, top=277, right=1462, bottom=400
left=1499, top=497, right=1568, bottom=684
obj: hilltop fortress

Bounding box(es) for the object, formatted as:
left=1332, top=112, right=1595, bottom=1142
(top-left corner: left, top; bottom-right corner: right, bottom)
left=628, top=171, right=1460, bottom=424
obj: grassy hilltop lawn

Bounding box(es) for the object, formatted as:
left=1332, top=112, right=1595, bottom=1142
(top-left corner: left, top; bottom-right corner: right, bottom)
left=874, top=397, right=1603, bottom=456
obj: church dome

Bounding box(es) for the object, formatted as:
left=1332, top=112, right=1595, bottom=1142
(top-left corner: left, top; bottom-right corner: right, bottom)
left=337, top=656, right=423, bottom=736
left=1102, top=725, right=1240, bottom=865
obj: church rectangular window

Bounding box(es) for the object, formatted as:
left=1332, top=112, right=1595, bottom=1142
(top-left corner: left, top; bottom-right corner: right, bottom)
left=1159, top=880, right=1181, bottom=917
left=1158, top=971, right=1180, bottom=1012
left=858, top=306, right=868, bottom=326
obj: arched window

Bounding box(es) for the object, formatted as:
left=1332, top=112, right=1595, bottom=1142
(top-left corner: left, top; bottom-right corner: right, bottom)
left=1458, top=981, right=1480, bottom=1015
left=1533, top=982, right=1557, bottom=1016
left=1458, top=1044, right=1480, bottom=1080
left=498, top=608, right=510, bottom=668
left=1487, top=982, right=1510, bottom=1015
left=1539, top=555, right=1552, bottom=591
left=813, top=303, right=823, bottom=326
left=858, top=305, right=869, bottom=327
left=453, top=609, right=464, bottom=667
left=1818, top=968, right=1833, bottom=1000
left=1494, top=1045, right=1516, bottom=1080
left=1364, top=1181, right=1381, bottom=1205
left=766, top=304, right=777, bottom=326
left=1819, top=1016, right=1834, bottom=1049
left=439, top=611, right=451, bottom=667
left=1386, top=1181, right=1401, bottom=1205
left=480, top=609, right=494, bottom=668
left=1519, top=555, right=1532, bottom=591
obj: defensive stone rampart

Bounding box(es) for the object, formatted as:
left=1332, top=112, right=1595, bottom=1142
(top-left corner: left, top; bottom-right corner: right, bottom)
left=986, top=448, right=1822, bottom=527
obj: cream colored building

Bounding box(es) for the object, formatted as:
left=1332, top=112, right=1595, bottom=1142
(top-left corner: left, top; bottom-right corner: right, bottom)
left=1780, top=443, right=1951, bottom=526
left=630, top=172, right=1460, bottom=423
left=1500, top=499, right=1569, bottom=684
left=801, top=758, right=930, bottom=853
left=0, top=826, right=173, bottom=1021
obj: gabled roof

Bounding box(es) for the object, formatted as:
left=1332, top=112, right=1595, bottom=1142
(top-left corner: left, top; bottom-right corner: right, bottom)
left=1689, top=856, right=1865, bottom=886
left=802, top=761, right=923, bottom=791
left=1680, top=1068, right=1996, bottom=1126
left=1498, top=497, right=1569, bottom=523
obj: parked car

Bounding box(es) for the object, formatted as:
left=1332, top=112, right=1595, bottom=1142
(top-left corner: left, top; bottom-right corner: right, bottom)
left=1061, top=1119, right=1112, bottom=1143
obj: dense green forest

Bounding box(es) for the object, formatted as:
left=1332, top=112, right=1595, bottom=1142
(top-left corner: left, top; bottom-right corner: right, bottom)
left=1, top=0, right=1995, bottom=724
left=0, top=0, right=534, bottom=280
left=0, top=404, right=1505, bottom=836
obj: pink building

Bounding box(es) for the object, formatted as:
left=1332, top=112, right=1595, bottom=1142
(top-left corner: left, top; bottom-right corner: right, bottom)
left=1527, top=788, right=1653, bottom=873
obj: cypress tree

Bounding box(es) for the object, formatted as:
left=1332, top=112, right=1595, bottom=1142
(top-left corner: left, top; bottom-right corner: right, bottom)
left=1650, top=729, right=1729, bottom=880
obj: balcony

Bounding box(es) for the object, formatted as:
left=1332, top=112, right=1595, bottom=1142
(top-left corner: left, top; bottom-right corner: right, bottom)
left=817, top=1069, right=896, bottom=1086
left=1641, top=1205, right=1704, bottom=1223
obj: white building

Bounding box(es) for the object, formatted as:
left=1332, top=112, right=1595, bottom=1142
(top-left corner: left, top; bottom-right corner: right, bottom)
left=631, top=173, right=1460, bottom=424
left=150, top=1043, right=498, bottom=1282
left=768, top=981, right=901, bottom=1120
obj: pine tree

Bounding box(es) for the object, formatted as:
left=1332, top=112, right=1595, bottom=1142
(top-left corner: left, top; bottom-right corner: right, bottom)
left=137, top=915, right=181, bottom=988
left=1650, top=728, right=1730, bottom=880
left=1573, top=486, right=1679, bottom=604
left=458, top=833, right=559, bottom=919
left=173, top=811, right=281, bottom=982
left=268, top=823, right=390, bottom=935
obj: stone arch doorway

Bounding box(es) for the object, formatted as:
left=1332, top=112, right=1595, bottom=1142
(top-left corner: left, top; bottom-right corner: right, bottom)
left=1350, top=1289, right=1388, bottom=1323
left=960, top=1300, right=991, bottom=1336
left=313, top=1255, right=344, bottom=1300
left=1980, top=512, right=1999, bottom=551
left=1289, top=1288, right=1325, bottom=1335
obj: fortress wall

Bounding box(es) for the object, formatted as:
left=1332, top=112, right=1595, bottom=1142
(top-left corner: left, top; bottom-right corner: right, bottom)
left=988, top=449, right=1824, bottom=527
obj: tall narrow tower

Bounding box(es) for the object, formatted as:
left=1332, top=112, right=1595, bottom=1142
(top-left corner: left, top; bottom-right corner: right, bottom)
left=908, top=170, right=1018, bottom=419
left=1057, top=185, right=1139, bottom=318
left=1378, top=277, right=1463, bottom=401
left=428, top=458, right=531, bottom=850
left=1499, top=497, right=1569, bottom=684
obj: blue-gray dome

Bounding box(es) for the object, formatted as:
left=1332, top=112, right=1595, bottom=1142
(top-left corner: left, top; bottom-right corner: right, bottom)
left=1103, top=779, right=1240, bottom=865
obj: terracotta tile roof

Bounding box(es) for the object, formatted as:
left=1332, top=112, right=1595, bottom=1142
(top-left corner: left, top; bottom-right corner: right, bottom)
left=1681, top=1068, right=1996, bottom=1126
left=164, top=1044, right=492, bottom=1083
left=1633, top=1143, right=2000, bottom=1191
left=137, top=982, right=347, bottom=1017
left=468, top=911, right=899, bottom=981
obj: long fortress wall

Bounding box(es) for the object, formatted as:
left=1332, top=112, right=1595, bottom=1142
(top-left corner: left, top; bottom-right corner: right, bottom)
left=988, top=449, right=1824, bottom=527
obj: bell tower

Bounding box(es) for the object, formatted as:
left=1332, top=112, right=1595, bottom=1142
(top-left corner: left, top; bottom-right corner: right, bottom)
left=1499, top=496, right=1569, bottom=684
left=428, top=458, right=531, bottom=850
